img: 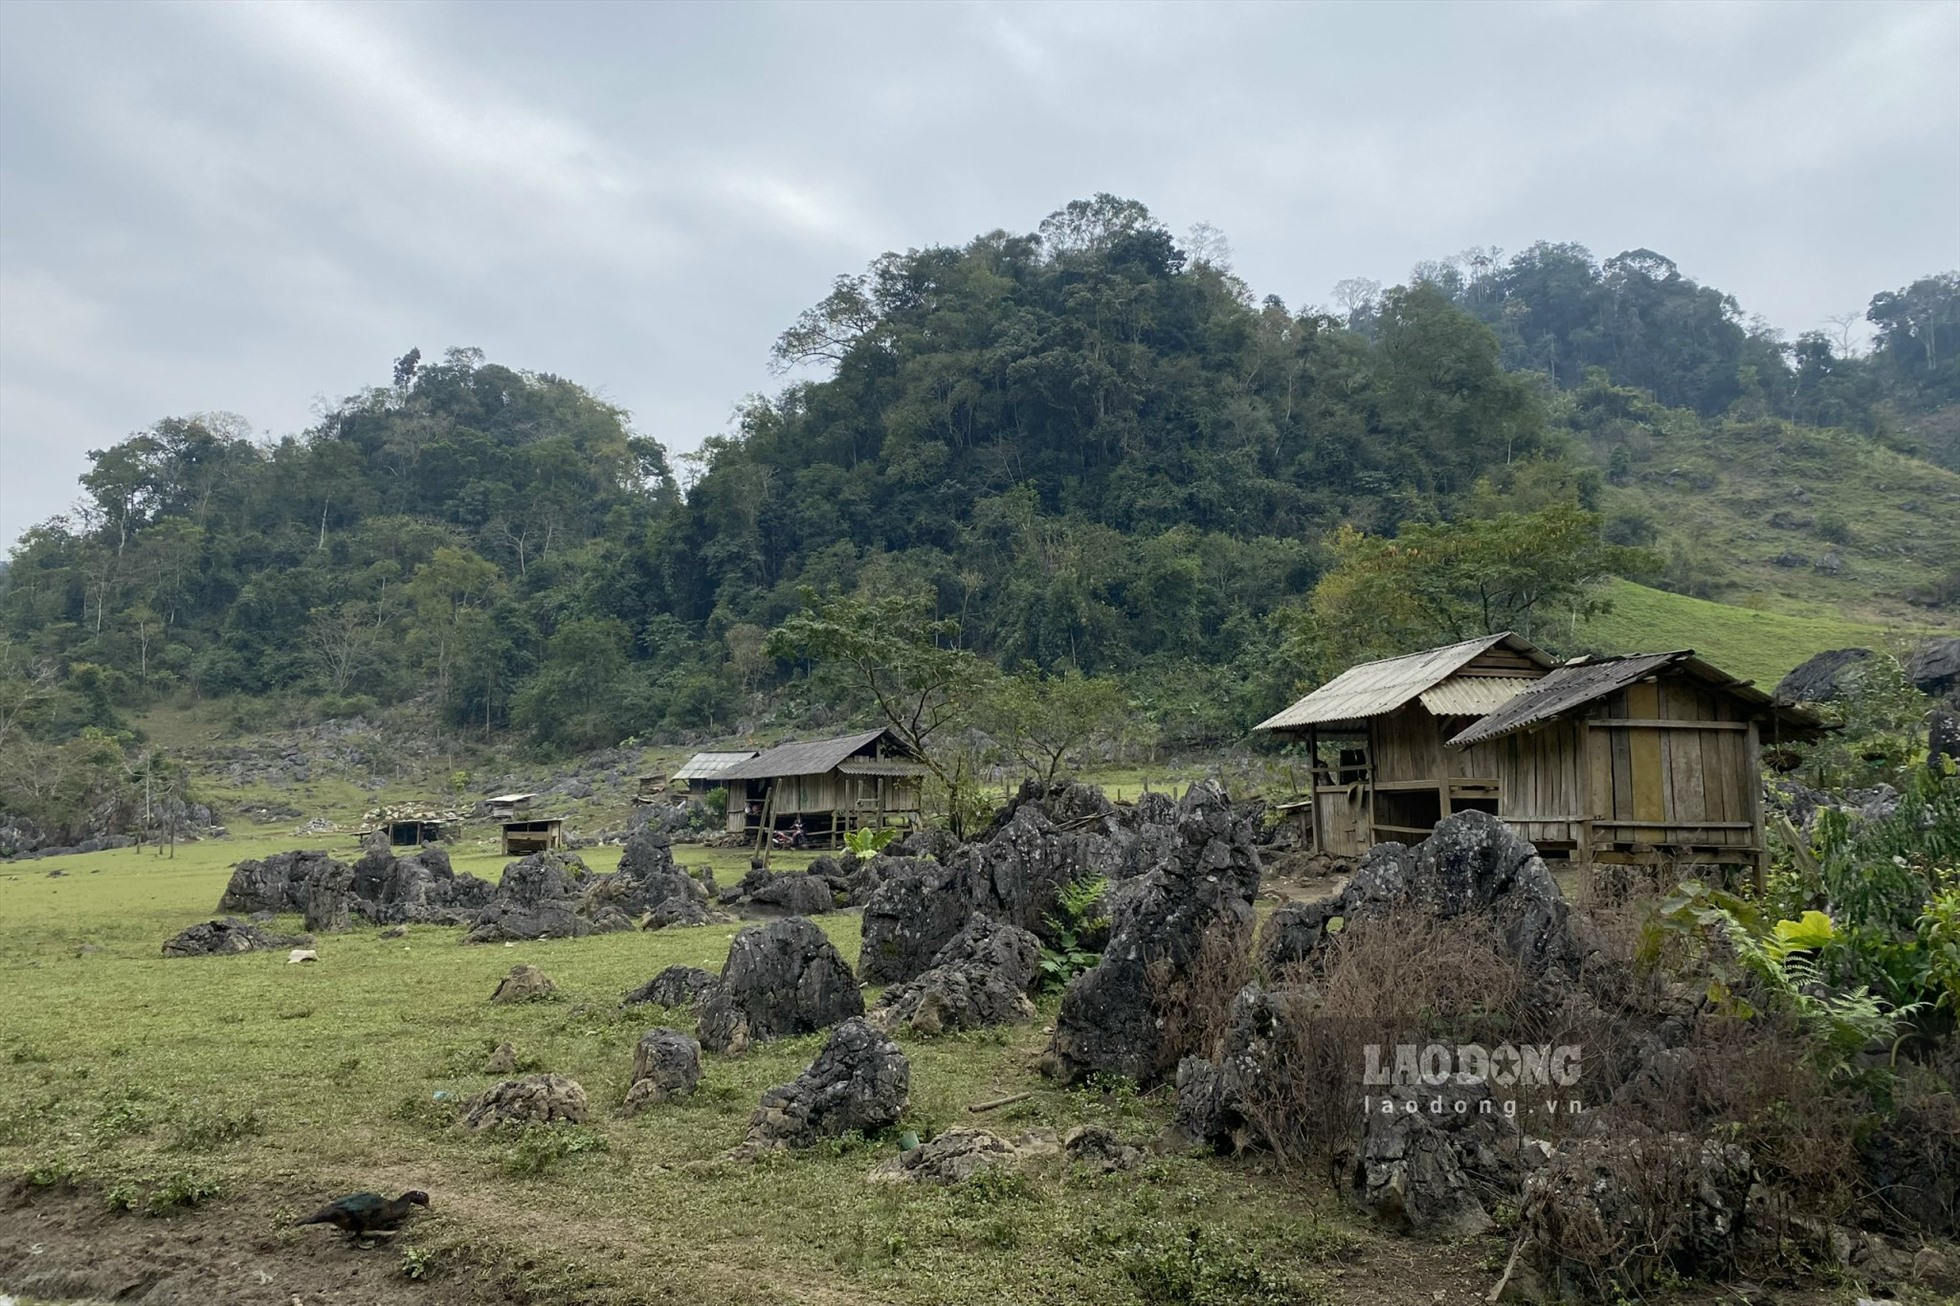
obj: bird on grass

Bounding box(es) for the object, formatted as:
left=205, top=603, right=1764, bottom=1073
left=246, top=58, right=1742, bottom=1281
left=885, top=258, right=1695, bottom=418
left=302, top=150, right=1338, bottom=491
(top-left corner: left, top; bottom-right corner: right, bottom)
left=297, top=1190, right=429, bottom=1241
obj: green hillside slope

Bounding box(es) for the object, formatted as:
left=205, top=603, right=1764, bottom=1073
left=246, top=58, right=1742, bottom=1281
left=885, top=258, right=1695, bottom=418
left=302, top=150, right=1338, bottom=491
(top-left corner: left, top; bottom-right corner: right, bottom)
left=1574, top=579, right=1918, bottom=687
left=1588, top=415, right=1960, bottom=624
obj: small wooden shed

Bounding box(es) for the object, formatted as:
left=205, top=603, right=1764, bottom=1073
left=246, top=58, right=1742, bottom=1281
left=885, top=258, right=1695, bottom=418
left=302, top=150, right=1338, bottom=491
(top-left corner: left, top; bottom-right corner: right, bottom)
left=1255, top=633, right=1557, bottom=856
left=385, top=817, right=446, bottom=848
left=1447, top=651, right=1823, bottom=877
left=718, top=729, right=926, bottom=848
left=501, top=817, right=564, bottom=856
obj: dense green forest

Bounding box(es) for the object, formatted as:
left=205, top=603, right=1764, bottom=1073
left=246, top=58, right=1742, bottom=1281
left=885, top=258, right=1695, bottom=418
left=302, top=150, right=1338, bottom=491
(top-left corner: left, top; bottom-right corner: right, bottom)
left=3, top=196, right=1955, bottom=817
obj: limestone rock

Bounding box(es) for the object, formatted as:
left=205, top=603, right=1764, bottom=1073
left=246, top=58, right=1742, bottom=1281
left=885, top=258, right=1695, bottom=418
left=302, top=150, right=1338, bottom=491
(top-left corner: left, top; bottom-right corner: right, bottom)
left=696, top=917, right=862, bottom=1053
left=869, top=913, right=1042, bottom=1036
left=484, top=1041, right=519, bottom=1074
left=465, top=851, right=632, bottom=943
left=490, top=963, right=557, bottom=1003
left=623, top=965, right=719, bottom=1010
left=1773, top=647, right=1874, bottom=704
left=745, top=870, right=836, bottom=916
left=1046, top=780, right=1261, bottom=1086
left=1063, top=1124, right=1142, bottom=1174
left=743, top=1017, right=909, bottom=1151
left=623, top=1028, right=702, bottom=1112
left=866, top=1127, right=1016, bottom=1184
left=1499, top=1134, right=1752, bottom=1300
left=162, top=917, right=311, bottom=957
left=461, top=1073, right=589, bottom=1130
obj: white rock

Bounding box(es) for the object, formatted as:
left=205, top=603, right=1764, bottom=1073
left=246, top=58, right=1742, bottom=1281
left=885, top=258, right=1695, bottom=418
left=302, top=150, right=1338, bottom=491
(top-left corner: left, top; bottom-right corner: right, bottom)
left=287, top=948, right=317, bottom=964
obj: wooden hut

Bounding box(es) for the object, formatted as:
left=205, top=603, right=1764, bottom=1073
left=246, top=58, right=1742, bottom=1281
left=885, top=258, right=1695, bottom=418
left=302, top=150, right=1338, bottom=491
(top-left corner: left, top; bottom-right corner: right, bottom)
left=670, top=751, right=760, bottom=798
left=501, top=817, right=564, bottom=856
left=1256, top=633, right=1557, bottom=856
left=384, top=817, right=446, bottom=848
left=718, top=729, right=926, bottom=848
left=1447, top=650, right=1823, bottom=878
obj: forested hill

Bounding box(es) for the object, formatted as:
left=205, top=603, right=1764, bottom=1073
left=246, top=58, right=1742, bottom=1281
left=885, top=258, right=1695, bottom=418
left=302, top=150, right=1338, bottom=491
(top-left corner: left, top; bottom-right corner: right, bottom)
left=3, top=195, right=1955, bottom=759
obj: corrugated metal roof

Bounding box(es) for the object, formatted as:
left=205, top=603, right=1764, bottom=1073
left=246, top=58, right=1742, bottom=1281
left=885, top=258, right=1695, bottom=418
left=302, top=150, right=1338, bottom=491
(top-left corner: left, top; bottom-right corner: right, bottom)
left=720, top=729, right=910, bottom=781
left=1256, top=633, right=1553, bottom=731
left=1447, top=651, right=1825, bottom=748
left=672, top=751, right=760, bottom=781
left=486, top=793, right=535, bottom=804
left=1418, top=676, right=1543, bottom=717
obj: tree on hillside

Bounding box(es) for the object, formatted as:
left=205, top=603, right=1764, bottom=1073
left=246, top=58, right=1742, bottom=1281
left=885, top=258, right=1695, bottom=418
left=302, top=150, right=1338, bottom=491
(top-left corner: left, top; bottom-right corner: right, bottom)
left=766, top=590, right=995, bottom=771
left=980, top=669, right=1132, bottom=787
left=1309, top=502, right=1648, bottom=671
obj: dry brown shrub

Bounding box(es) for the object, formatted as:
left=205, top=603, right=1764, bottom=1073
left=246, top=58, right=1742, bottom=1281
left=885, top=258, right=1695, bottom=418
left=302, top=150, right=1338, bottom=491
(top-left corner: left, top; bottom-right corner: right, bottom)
left=1230, top=907, right=1547, bottom=1166
left=1147, top=916, right=1253, bottom=1074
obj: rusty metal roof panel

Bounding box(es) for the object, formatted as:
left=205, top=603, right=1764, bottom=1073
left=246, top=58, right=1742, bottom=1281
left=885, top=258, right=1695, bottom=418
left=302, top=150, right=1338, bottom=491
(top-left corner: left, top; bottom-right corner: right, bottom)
left=1418, top=676, right=1543, bottom=718
left=1256, top=633, right=1552, bottom=731
left=720, top=729, right=910, bottom=781
left=672, top=751, right=760, bottom=781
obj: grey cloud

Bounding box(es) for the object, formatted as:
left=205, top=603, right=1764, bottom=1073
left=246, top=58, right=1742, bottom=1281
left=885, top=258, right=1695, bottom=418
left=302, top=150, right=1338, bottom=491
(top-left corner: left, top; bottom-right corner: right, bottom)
left=3, top=0, right=1956, bottom=546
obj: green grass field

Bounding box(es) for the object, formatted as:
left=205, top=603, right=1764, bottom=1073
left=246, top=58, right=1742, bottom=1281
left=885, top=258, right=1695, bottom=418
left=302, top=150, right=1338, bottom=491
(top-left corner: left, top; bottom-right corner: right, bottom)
left=0, top=836, right=1386, bottom=1305
left=1574, top=579, right=1925, bottom=688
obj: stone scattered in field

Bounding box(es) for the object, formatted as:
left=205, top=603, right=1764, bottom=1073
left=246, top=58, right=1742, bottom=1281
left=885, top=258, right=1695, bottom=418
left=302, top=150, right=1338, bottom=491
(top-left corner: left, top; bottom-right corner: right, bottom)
left=866, top=1127, right=1016, bottom=1184
left=696, top=917, right=862, bottom=1054
left=1047, top=780, right=1261, bottom=1087
left=490, top=963, right=556, bottom=1003
left=461, top=1073, right=589, bottom=1129
left=1063, top=1124, right=1143, bottom=1174
left=484, top=1041, right=519, bottom=1074
left=286, top=948, right=317, bottom=964
left=742, top=1017, right=909, bottom=1152
left=380, top=923, right=407, bottom=939
left=623, top=1028, right=702, bottom=1112
left=868, top=913, right=1041, bottom=1036
left=622, top=964, right=719, bottom=1010
left=162, top=917, right=312, bottom=957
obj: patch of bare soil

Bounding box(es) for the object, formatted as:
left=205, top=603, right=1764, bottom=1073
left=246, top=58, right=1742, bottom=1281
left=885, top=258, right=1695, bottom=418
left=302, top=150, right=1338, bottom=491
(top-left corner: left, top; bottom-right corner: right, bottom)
left=0, top=1183, right=514, bottom=1306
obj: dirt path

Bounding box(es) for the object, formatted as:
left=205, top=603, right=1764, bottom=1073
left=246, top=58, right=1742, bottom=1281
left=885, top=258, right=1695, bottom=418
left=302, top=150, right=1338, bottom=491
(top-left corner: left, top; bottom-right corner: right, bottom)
left=0, top=1183, right=506, bottom=1306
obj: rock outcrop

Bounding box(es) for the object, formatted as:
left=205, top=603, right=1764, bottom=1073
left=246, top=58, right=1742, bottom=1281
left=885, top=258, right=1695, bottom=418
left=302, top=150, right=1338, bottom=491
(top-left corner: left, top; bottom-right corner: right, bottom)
left=463, top=851, right=631, bottom=943
left=461, top=1074, right=590, bottom=1130
left=866, top=1127, right=1017, bottom=1185
left=1260, top=810, right=1587, bottom=981
left=742, top=1017, right=909, bottom=1151
left=869, top=913, right=1042, bottom=1036
left=162, top=917, right=312, bottom=957
left=696, top=917, right=863, bottom=1054
left=489, top=963, right=557, bottom=1003
left=623, top=1028, right=702, bottom=1112
left=622, top=965, right=720, bottom=1010
left=1495, top=1135, right=1751, bottom=1301
left=1046, top=780, right=1262, bottom=1086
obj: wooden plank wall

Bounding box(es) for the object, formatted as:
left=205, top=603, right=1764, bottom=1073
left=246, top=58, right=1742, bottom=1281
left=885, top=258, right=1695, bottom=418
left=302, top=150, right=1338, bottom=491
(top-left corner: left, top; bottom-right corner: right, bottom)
left=1585, top=678, right=1755, bottom=852
left=1495, top=719, right=1587, bottom=846
left=1373, top=706, right=1445, bottom=783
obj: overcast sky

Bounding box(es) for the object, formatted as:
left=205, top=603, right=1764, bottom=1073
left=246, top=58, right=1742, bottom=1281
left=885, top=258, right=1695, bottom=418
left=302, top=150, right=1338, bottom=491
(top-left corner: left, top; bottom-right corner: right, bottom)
left=2, top=0, right=1955, bottom=549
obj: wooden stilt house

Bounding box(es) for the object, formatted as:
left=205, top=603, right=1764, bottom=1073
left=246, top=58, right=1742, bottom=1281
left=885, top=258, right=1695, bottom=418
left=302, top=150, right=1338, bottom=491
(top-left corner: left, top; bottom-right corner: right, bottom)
left=1255, top=633, right=1557, bottom=856
left=1447, top=650, right=1823, bottom=877
left=718, top=729, right=926, bottom=848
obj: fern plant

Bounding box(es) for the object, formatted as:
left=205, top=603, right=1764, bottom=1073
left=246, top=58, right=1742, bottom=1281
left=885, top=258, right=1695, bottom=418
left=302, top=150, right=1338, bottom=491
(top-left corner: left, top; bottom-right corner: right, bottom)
left=1039, top=875, right=1110, bottom=993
